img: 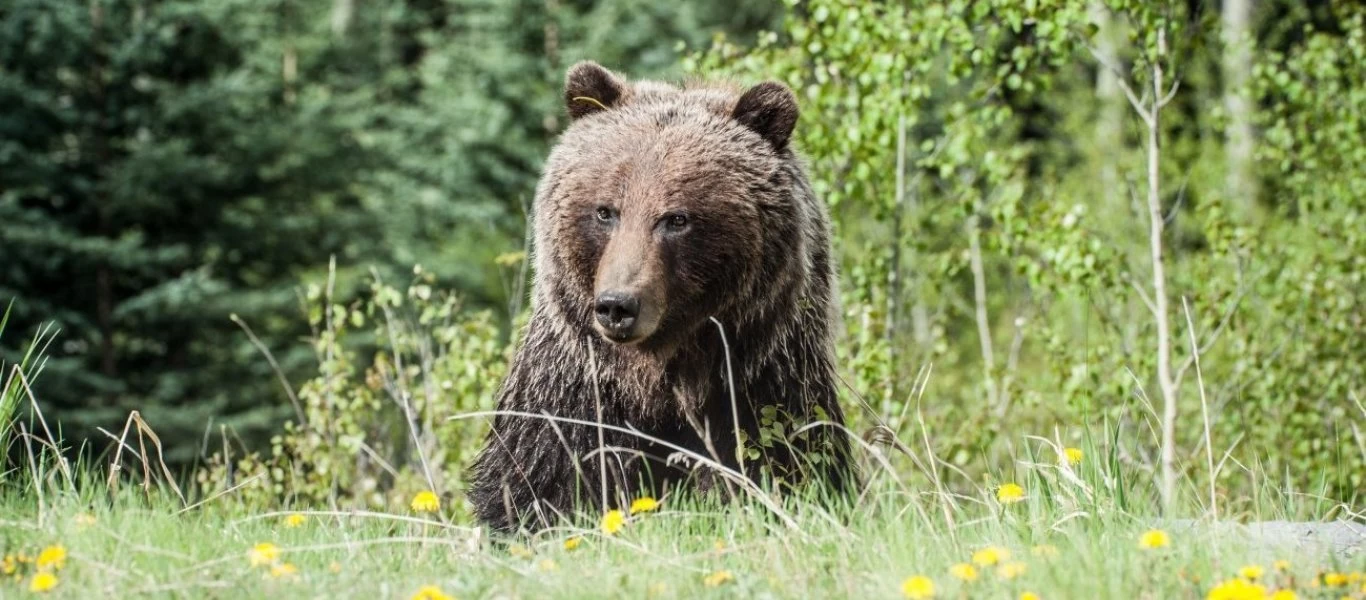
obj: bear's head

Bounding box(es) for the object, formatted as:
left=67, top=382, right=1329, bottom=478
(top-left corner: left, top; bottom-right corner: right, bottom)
left=534, top=61, right=807, bottom=355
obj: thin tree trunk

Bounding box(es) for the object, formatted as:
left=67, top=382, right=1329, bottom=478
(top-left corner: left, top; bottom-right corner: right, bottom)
left=968, top=212, right=999, bottom=410
left=1222, top=0, right=1256, bottom=216
left=1090, top=1, right=1125, bottom=212
left=1148, top=28, right=1180, bottom=514
left=885, top=113, right=907, bottom=408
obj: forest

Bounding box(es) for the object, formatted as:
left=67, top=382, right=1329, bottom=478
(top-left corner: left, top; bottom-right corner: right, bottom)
left=0, top=0, right=1362, bottom=597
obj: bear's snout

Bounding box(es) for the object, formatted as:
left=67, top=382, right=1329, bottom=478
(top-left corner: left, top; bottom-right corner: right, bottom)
left=594, top=291, right=640, bottom=339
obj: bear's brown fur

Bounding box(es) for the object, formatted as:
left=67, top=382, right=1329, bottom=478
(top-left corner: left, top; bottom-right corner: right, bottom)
left=467, top=61, right=851, bottom=531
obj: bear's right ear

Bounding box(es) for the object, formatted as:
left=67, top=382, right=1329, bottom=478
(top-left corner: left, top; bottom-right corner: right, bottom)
left=565, top=61, right=627, bottom=121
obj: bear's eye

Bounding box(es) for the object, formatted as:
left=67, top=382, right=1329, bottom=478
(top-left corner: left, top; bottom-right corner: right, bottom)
left=664, top=214, right=689, bottom=231
left=595, top=207, right=614, bottom=223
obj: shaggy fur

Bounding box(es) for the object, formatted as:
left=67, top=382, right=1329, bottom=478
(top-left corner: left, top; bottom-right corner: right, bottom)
left=467, top=61, right=851, bottom=531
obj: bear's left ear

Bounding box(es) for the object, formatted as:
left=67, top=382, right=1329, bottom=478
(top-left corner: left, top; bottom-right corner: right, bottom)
left=565, top=61, right=628, bottom=121
left=732, top=81, right=799, bottom=151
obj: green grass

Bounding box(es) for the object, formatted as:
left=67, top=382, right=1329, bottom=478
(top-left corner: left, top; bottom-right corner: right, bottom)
left=2, top=443, right=1362, bottom=599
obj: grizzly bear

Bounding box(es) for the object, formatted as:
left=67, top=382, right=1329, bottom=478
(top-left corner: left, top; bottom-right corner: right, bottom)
left=467, top=61, right=851, bottom=531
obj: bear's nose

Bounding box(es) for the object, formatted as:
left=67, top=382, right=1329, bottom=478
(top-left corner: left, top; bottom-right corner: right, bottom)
left=594, top=291, right=639, bottom=335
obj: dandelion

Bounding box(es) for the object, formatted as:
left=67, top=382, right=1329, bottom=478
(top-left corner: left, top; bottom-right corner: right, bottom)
left=1239, top=565, right=1265, bottom=580
left=411, top=491, right=441, bottom=513
left=268, top=562, right=299, bottom=578
left=1322, top=572, right=1348, bottom=587
left=564, top=537, right=582, bottom=551
left=1062, top=447, right=1084, bottom=466
left=714, top=539, right=727, bottom=552
left=284, top=513, right=306, bottom=528
left=601, top=509, right=625, bottom=535
left=997, top=483, right=1026, bottom=504
left=328, top=561, right=342, bottom=574
left=1206, top=578, right=1266, bottom=600
left=29, top=572, right=59, bottom=593
left=410, top=585, right=455, bottom=600
left=997, top=562, right=1027, bottom=580
left=1031, top=544, right=1059, bottom=559
left=901, top=575, right=934, bottom=599
left=949, top=563, right=979, bottom=582
left=249, top=542, right=281, bottom=567
left=629, top=496, right=660, bottom=515
left=1269, top=591, right=1297, bottom=600
left=1, top=555, right=15, bottom=575
left=36, top=545, right=66, bottom=571
left=1021, top=593, right=1042, bottom=600
left=1273, top=560, right=1291, bottom=572
left=74, top=513, right=97, bottom=528
left=972, top=546, right=1009, bottom=567
left=703, top=570, right=735, bottom=587
left=1139, top=529, right=1170, bottom=549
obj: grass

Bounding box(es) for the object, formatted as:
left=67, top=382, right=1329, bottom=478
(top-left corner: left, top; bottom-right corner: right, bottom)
left=2, top=435, right=1362, bottom=599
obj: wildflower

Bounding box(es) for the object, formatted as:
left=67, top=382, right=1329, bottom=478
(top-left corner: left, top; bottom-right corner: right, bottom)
left=410, top=585, right=455, bottom=600
left=1239, top=565, right=1265, bottom=580
left=248, top=542, right=281, bottom=567
left=703, top=570, right=735, bottom=587
left=997, top=562, right=1027, bottom=580
left=1, top=555, right=15, bottom=575
left=629, top=496, right=660, bottom=515
left=1206, top=578, right=1266, bottom=600
left=36, top=545, right=66, bottom=571
left=563, top=537, right=582, bottom=551
left=714, top=539, right=727, bottom=551
left=411, top=491, right=441, bottom=513
left=1273, top=560, right=1291, bottom=572
left=537, top=559, right=558, bottom=572
left=901, top=575, right=934, bottom=599
left=284, top=514, right=306, bottom=528
left=29, top=572, right=59, bottom=593
left=1322, top=572, right=1348, bottom=587
left=1062, top=447, right=1084, bottom=466
left=328, top=562, right=342, bottom=574
left=1139, top=529, right=1170, bottom=549
left=972, top=546, right=1009, bottom=567
left=1269, top=591, right=1297, bottom=600
left=601, top=509, right=625, bottom=535
left=268, top=562, right=299, bottom=578
left=997, top=483, right=1026, bottom=504
left=74, top=513, right=97, bottom=527
left=1031, top=544, right=1059, bottom=559
left=508, top=544, right=534, bottom=559
left=949, top=563, right=979, bottom=582
left=1021, top=593, right=1042, bottom=600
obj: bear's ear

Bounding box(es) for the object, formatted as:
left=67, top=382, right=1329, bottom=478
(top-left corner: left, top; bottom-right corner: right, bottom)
left=565, top=61, right=627, bottom=121
left=732, top=81, right=799, bottom=151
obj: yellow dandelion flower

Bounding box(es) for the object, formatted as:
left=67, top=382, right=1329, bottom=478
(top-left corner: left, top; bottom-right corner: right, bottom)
left=1, top=555, right=15, bottom=575
left=36, top=545, right=66, bottom=571
left=1350, top=572, right=1364, bottom=583
left=901, top=575, right=934, bottom=599
left=703, top=570, right=735, bottom=587
left=1273, top=560, right=1291, bottom=572
left=328, top=561, right=342, bottom=574
left=1021, top=593, right=1043, bottom=600
left=1239, top=565, right=1265, bottom=580
left=538, top=559, right=558, bottom=572
left=410, top=585, right=455, bottom=600
left=508, top=544, right=534, bottom=559
left=411, top=491, right=441, bottom=513
left=601, top=509, right=625, bottom=535
left=284, top=514, right=306, bottom=528
left=997, top=483, right=1025, bottom=504
left=74, top=513, right=97, bottom=527
left=1206, top=578, right=1265, bottom=600
left=563, top=537, right=582, bottom=551
left=1270, top=591, right=1297, bottom=600
left=268, top=562, right=299, bottom=578
left=997, top=562, right=1027, bottom=580
left=1031, top=544, right=1059, bottom=558
left=1139, top=529, right=1170, bottom=549
left=1323, top=572, right=1348, bottom=586
left=972, top=546, right=1009, bottom=567
left=949, top=563, right=979, bottom=582
left=248, top=542, right=281, bottom=567
left=29, top=572, right=59, bottom=593
left=714, top=539, right=727, bottom=551
left=629, top=496, right=660, bottom=515
left=1062, top=448, right=1083, bottom=466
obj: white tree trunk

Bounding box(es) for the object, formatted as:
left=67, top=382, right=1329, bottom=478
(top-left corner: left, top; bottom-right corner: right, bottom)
left=1223, top=0, right=1256, bottom=216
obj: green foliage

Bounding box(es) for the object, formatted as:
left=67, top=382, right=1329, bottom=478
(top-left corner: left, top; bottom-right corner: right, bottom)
left=195, top=270, right=509, bottom=512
